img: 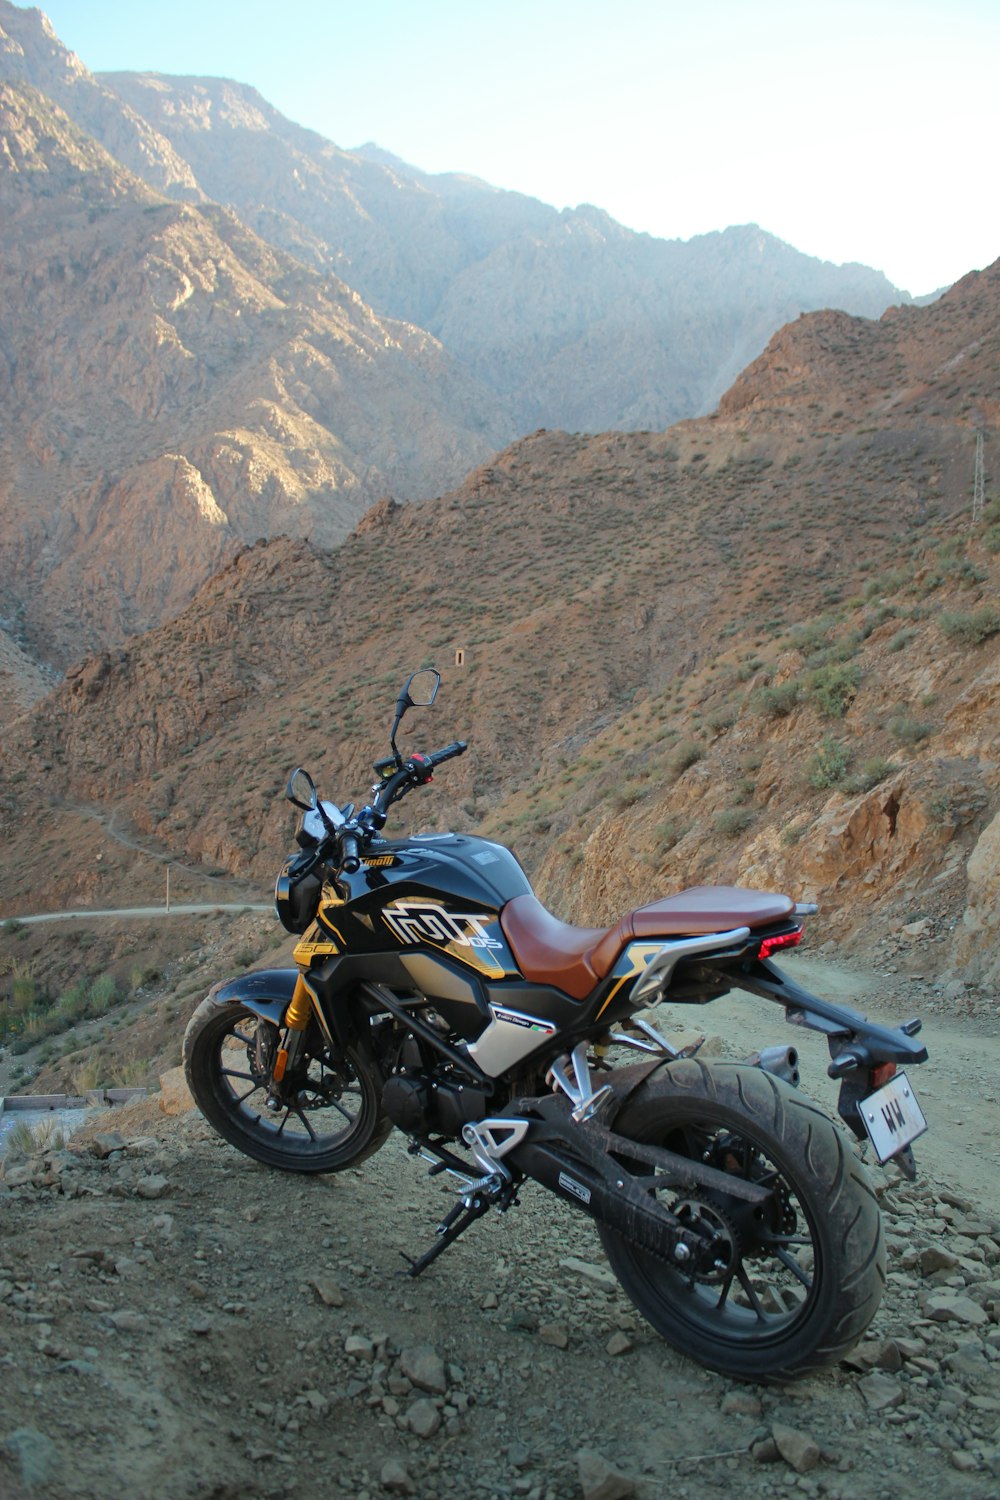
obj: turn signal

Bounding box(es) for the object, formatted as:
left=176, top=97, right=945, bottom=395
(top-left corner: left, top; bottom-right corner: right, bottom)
left=758, top=929, right=803, bottom=960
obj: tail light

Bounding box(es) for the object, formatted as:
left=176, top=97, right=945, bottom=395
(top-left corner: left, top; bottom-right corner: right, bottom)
left=758, top=928, right=803, bottom=961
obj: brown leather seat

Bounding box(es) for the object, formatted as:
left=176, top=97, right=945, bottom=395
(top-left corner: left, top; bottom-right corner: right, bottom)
left=499, top=895, right=607, bottom=1001
left=501, top=886, right=796, bottom=1000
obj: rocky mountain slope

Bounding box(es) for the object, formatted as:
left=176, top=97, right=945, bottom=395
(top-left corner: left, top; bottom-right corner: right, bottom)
left=0, top=78, right=508, bottom=667
left=1, top=261, right=997, bottom=988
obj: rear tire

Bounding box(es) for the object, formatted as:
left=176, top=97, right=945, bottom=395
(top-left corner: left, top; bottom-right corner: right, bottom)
left=183, top=996, right=390, bottom=1174
left=599, top=1060, right=885, bottom=1381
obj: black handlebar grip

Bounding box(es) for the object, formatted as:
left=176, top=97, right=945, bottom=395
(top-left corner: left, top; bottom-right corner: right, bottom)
left=431, top=740, right=468, bottom=765
left=340, top=834, right=361, bottom=875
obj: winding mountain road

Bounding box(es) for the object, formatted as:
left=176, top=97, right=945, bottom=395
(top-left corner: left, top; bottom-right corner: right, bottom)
left=6, top=903, right=272, bottom=925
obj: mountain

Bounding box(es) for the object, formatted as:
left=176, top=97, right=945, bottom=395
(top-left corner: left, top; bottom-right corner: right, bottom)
left=2, top=261, right=998, bottom=988
left=100, top=68, right=909, bottom=430
left=0, top=78, right=509, bottom=667
left=0, top=0, right=927, bottom=675
left=0, top=0, right=200, bottom=196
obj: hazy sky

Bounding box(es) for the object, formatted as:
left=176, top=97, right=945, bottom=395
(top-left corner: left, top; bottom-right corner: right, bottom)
left=28, top=0, right=1000, bottom=296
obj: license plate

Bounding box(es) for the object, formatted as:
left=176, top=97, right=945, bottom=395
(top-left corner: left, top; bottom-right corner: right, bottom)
left=860, top=1071, right=928, bottom=1163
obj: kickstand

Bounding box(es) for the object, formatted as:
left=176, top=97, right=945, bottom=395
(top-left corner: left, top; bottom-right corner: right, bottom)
left=399, top=1192, right=492, bottom=1278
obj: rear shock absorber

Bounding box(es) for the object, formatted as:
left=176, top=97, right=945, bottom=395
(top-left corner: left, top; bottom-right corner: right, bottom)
left=266, top=974, right=313, bottom=1109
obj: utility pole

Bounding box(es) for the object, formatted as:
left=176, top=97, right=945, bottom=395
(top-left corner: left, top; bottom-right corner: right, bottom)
left=973, top=431, right=985, bottom=525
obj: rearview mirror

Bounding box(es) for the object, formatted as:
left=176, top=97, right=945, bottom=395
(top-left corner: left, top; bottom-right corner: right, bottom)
left=389, top=668, right=440, bottom=763
left=399, top=668, right=440, bottom=710
left=286, top=767, right=318, bottom=811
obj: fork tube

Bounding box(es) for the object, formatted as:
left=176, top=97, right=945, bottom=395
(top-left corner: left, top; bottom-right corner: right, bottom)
left=272, top=973, right=313, bottom=1086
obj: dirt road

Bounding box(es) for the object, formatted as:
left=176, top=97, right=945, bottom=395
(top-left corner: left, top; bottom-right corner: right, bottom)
left=662, top=951, right=1000, bottom=1215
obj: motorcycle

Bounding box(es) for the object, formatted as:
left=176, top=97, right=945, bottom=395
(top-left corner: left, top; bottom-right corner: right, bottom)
left=183, top=668, right=929, bottom=1381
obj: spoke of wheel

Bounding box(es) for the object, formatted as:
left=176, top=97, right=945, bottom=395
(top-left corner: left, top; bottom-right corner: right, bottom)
left=293, top=1105, right=318, bottom=1142
left=714, top=1268, right=737, bottom=1311
left=329, top=1098, right=356, bottom=1125
left=735, top=1263, right=768, bottom=1322
left=774, top=1247, right=813, bottom=1289
left=221, top=1068, right=258, bottom=1084
left=232, top=1083, right=263, bottom=1105
left=760, top=1232, right=812, bottom=1248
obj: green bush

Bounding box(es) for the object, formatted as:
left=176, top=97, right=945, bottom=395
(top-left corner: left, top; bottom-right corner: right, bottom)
left=751, top=680, right=801, bottom=718
left=655, top=818, right=691, bottom=851
left=714, top=808, right=755, bottom=839
left=939, top=608, right=1000, bottom=646
left=670, top=740, right=704, bottom=777
left=87, top=972, right=117, bottom=1010
left=806, top=662, right=861, bottom=718
left=11, top=975, right=37, bottom=1013
left=806, top=737, right=850, bottom=789
left=846, top=757, right=895, bottom=794
left=888, top=715, right=933, bottom=744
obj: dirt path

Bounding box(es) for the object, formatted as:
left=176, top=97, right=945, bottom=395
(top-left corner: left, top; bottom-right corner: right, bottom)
left=58, top=802, right=239, bottom=885
left=12, top=903, right=272, bottom=925
left=658, top=951, right=1000, bottom=1216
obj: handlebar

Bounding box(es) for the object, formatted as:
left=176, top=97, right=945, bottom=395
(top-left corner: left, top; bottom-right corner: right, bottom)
left=429, top=740, right=467, bottom=767
left=340, top=833, right=361, bottom=875
left=336, top=741, right=468, bottom=871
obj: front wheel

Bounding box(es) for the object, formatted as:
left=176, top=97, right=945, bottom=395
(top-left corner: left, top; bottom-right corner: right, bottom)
left=183, top=997, right=391, bottom=1174
left=599, top=1060, right=885, bottom=1381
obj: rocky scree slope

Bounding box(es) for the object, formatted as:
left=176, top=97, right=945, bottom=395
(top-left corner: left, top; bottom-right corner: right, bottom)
left=1, top=1086, right=999, bottom=1499
left=1, top=262, right=999, bottom=987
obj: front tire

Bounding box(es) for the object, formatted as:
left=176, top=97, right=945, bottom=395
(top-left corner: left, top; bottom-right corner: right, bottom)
left=599, top=1060, right=885, bottom=1381
left=183, top=997, right=390, bottom=1174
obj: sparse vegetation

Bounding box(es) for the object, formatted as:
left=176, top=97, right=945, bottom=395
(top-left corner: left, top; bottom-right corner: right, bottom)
left=846, top=757, right=895, bottom=794
left=806, top=662, right=860, bottom=718
left=714, top=807, right=755, bottom=839
left=2, top=1117, right=66, bottom=1160
left=939, top=608, right=1000, bottom=646
left=806, top=737, right=850, bottom=790
left=887, top=715, right=934, bottom=745
left=670, top=740, right=704, bottom=777
left=751, top=680, right=801, bottom=718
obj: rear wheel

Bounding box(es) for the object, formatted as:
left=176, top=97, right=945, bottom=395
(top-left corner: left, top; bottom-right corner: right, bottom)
left=599, top=1060, right=885, bottom=1381
left=183, top=997, right=390, bottom=1174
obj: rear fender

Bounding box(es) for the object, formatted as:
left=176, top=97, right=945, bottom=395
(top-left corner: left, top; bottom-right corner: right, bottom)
left=209, top=968, right=300, bottom=1027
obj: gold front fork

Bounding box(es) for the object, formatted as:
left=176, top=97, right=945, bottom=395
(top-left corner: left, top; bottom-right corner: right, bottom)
left=271, top=974, right=313, bottom=1087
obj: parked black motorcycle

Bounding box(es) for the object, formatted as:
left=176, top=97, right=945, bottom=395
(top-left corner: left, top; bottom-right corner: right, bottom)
left=184, top=669, right=928, bottom=1380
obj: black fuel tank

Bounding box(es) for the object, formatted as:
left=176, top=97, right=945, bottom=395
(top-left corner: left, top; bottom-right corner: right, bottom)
left=338, top=833, right=532, bottom=910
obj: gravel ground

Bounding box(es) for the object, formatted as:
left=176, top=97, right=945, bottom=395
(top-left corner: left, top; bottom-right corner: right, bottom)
left=2, top=1064, right=1000, bottom=1500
